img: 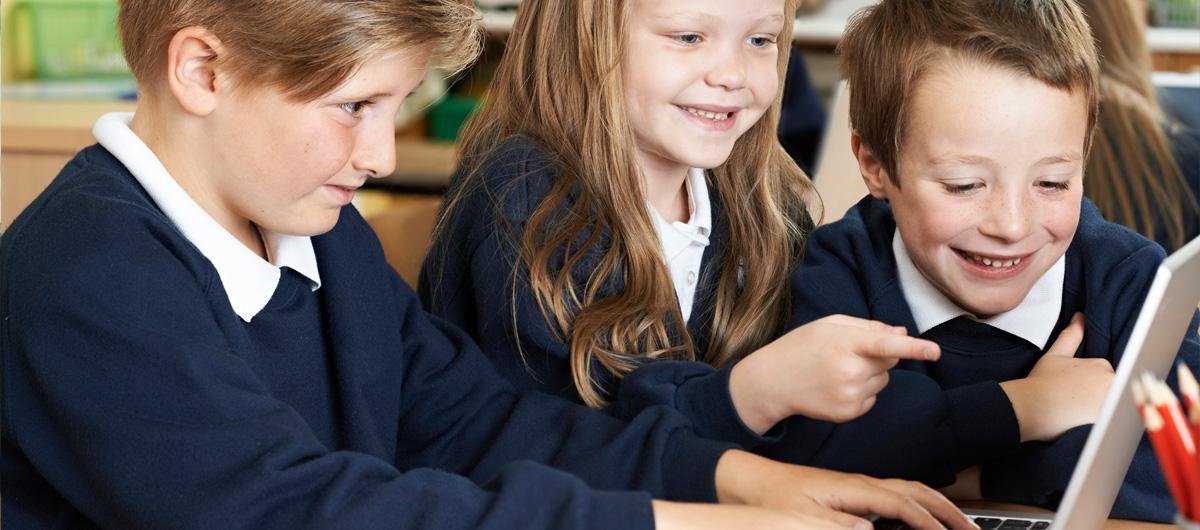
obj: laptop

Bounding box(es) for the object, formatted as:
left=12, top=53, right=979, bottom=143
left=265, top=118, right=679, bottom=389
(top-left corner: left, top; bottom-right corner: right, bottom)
left=877, top=233, right=1200, bottom=529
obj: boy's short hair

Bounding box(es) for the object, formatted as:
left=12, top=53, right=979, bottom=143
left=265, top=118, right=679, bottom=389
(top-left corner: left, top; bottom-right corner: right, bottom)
left=119, top=0, right=481, bottom=101
left=838, top=0, right=1099, bottom=185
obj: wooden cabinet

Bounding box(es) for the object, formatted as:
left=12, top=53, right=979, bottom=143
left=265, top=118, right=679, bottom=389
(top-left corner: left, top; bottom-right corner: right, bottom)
left=1, top=100, right=134, bottom=230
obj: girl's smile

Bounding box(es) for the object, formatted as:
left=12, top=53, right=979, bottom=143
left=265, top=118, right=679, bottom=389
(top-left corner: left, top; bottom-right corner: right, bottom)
left=674, top=103, right=741, bottom=132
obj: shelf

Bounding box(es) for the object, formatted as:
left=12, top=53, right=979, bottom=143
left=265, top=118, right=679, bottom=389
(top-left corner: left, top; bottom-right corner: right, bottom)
left=481, top=1, right=1200, bottom=53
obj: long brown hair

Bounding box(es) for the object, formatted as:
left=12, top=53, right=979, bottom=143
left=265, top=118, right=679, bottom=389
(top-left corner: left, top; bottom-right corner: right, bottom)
left=441, top=0, right=815, bottom=407
left=1078, top=0, right=1198, bottom=250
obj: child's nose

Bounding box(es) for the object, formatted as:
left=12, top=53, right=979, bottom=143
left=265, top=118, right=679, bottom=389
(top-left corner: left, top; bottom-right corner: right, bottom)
left=980, top=192, right=1033, bottom=242
left=353, top=120, right=397, bottom=179
left=705, top=45, right=747, bottom=90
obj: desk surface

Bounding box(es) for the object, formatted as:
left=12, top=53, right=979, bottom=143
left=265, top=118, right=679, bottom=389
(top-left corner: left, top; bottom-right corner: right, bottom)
left=959, top=502, right=1171, bottom=529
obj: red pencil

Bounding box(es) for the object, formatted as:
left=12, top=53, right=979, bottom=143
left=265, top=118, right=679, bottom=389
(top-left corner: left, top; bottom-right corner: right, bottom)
left=1141, top=389, right=1191, bottom=518
left=1178, top=363, right=1200, bottom=440
left=1152, top=378, right=1200, bottom=517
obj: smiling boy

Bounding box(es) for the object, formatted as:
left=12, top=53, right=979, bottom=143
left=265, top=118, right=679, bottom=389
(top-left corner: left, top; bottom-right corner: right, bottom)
left=788, top=0, right=1199, bottom=521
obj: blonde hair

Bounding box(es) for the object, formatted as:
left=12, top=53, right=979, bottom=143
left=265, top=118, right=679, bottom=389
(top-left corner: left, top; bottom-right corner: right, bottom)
left=441, top=0, right=816, bottom=408
left=118, top=0, right=482, bottom=102
left=1078, top=0, right=1198, bottom=250
left=839, top=0, right=1100, bottom=186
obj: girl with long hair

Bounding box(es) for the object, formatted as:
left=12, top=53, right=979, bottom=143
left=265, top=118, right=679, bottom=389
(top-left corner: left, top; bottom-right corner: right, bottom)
left=1078, top=0, right=1200, bottom=251
left=420, top=0, right=957, bottom=469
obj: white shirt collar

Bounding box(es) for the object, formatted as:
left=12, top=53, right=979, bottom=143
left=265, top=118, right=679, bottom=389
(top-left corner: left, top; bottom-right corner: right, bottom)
left=647, top=168, right=712, bottom=259
left=892, top=229, right=1065, bottom=349
left=93, top=112, right=321, bottom=322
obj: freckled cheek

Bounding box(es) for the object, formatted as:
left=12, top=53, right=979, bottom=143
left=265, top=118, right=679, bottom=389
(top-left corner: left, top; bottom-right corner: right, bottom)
left=931, top=213, right=982, bottom=256
left=1045, top=208, right=1081, bottom=241
left=296, top=134, right=355, bottom=183
left=1028, top=192, right=1080, bottom=240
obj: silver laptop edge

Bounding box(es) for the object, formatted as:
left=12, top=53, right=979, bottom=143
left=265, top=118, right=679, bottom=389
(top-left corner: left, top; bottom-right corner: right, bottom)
left=1037, top=235, right=1200, bottom=529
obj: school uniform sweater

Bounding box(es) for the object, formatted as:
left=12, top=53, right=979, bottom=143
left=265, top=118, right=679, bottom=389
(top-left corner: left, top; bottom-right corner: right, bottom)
left=788, top=195, right=1200, bottom=522
left=420, top=137, right=766, bottom=445
left=419, top=136, right=964, bottom=480
left=0, top=144, right=737, bottom=529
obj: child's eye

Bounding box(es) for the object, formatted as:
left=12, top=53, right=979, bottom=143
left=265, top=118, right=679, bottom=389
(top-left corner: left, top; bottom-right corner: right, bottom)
left=672, top=33, right=702, bottom=45
left=944, top=182, right=981, bottom=194
left=1037, top=180, right=1071, bottom=192
left=338, top=101, right=370, bottom=118
left=748, top=36, right=777, bottom=48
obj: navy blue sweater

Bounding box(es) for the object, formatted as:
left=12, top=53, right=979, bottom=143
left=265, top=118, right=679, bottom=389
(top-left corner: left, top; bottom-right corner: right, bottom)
left=420, top=137, right=968, bottom=480
left=789, top=195, right=1200, bottom=522
left=0, top=145, right=737, bottom=529
left=421, top=137, right=769, bottom=446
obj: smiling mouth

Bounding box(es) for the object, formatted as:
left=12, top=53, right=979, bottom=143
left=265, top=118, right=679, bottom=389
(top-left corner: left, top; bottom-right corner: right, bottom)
left=679, top=105, right=735, bottom=121
left=954, top=249, right=1033, bottom=270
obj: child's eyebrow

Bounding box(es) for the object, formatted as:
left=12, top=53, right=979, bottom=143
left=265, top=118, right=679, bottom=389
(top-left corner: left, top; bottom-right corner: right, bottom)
left=929, top=154, right=993, bottom=167
left=652, top=11, right=785, bottom=27
left=1035, top=152, right=1083, bottom=166
left=928, top=152, right=1082, bottom=168
left=343, top=80, right=424, bottom=101
left=356, top=92, right=394, bottom=100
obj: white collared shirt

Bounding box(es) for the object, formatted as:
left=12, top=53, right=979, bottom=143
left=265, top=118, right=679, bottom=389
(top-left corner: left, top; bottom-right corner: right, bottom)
left=647, top=168, right=712, bottom=322
left=893, top=229, right=1065, bottom=349
left=93, top=112, right=321, bottom=322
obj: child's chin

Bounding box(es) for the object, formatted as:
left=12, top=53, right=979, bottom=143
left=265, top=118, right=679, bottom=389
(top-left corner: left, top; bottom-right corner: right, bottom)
left=959, top=295, right=1024, bottom=319
left=286, top=214, right=342, bottom=237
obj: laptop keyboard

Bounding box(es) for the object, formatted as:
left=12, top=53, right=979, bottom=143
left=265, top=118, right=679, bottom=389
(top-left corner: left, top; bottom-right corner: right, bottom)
left=875, top=517, right=1051, bottom=529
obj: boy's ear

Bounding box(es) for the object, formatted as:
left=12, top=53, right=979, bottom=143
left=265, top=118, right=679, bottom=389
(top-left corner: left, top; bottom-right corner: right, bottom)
left=165, top=27, right=225, bottom=117
left=850, top=130, right=890, bottom=199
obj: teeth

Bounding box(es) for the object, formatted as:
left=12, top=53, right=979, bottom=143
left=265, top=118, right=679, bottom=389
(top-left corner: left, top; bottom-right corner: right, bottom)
left=684, top=106, right=731, bottom=121
left=962, top=252, right=1022, bottom=268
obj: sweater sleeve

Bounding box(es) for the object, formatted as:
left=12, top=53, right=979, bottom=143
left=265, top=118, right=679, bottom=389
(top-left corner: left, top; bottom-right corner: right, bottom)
left=981, top=427, right=1175, bottom=522
left=982, top=241, right=1197, bottom=523
left=420, top=138, right=773, bottom=449
left=389, top=269, right=736, bottom=503
left=786, top=210, right=1020, bottom=485
left=1, top=179, right=729, bottom=529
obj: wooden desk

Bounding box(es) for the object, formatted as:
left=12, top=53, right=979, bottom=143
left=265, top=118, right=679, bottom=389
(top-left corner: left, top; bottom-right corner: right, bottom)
left=0, top=99, right=456, bottom=230
left=957, top=501, right=1172, bottom=529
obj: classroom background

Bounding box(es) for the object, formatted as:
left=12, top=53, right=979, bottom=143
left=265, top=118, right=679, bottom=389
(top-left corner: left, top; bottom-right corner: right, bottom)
left=2, top=0, right=1198, bottom=286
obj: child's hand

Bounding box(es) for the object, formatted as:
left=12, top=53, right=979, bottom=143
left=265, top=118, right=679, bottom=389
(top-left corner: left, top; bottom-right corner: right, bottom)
left=730, top=315, right=941, bottom=433
left=999, top=313, right=1113, bottom=442
left=714, top=450, right=980, bottom=530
